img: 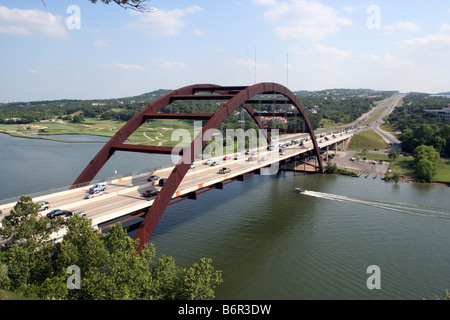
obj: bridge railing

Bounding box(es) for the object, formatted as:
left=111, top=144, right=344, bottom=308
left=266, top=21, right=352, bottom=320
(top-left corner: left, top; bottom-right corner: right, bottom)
left=0, top=164, right=173, bottom=206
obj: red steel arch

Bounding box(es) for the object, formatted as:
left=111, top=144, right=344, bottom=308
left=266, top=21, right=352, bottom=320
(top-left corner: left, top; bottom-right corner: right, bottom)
left=71, top=83, right=323, bottom=252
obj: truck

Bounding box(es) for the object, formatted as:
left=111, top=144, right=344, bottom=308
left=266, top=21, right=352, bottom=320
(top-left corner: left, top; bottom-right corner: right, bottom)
left=89, top=183, right=107, bottom=193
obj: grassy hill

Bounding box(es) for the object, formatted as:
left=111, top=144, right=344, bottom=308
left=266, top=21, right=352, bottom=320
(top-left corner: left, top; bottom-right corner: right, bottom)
left=348, top=129, right=388, bottom=151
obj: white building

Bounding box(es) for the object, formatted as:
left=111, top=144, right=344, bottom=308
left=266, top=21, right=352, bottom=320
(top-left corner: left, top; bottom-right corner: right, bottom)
left=424, top=106, right=450, bottom=121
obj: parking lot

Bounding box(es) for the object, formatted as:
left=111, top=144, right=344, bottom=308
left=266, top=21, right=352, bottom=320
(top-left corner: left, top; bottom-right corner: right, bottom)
left=329, top=151, right=390, bottom=178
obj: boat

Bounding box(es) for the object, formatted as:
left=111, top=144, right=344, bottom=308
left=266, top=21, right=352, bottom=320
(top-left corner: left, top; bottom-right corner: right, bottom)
left=296, top=187, right=306, bottom=193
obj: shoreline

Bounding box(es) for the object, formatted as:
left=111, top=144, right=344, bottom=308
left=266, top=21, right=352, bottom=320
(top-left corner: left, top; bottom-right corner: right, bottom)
left=0, top=130, right=111, bottom=143
left=2, top=130, right=448, bottom=187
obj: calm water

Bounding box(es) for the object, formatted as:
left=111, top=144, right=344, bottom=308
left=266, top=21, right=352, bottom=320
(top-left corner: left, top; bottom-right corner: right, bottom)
left=1, top=133, right=449, bottom=299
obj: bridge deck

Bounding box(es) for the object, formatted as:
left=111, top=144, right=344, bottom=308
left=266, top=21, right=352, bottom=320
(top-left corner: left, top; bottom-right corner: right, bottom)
left=0, top=133, right=351, bottom=239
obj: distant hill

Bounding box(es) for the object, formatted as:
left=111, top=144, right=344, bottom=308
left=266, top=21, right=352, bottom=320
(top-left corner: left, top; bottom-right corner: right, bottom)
left=435, top=91, right=450, bottom=96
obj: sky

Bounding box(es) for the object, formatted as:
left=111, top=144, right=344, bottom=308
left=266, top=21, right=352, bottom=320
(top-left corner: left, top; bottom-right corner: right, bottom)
left=1, top=0, right=450, bottom=102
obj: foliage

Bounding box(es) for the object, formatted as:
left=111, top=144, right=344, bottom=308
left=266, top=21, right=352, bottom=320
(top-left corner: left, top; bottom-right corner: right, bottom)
left=413, top=145, right=441, bottom=182
left=387, top=93, right=448, bottom=131
left=325, top=161, right=338, bottom=173
left=0, top=199, right=222, bottom=300
left=434, top=289, right=450, bottom=300
left=0, top=196, right=60, bottom=292
left=388, top=151, right=400, bottom=162
left=297, top=89, right=395, bottom=125
left=386, top=93, right=450, bottom=156
left=89, top=0, right=154, bottom=12
left=400, top=123, right=449, bottom=156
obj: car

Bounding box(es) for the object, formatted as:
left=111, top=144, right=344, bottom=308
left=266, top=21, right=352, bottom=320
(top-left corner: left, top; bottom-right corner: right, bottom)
left=223, top=156, right=232, bottom=161
left=143, top=189, right=159, bottom=197
left=218, top=167, right=231, bottom=174
left=84, top=190, right=103, bottom=199
left=204, top=159, right=214, bottom=165
left=210, top=161, right=220, bottom=166
left=190, top=162, right=197, bottom=169
left=37, top=201, right=50, bottom=211
left=62, top=210, right=86, bottom=222
left=158, top=178, right=168, bottom=186
left=248, top=156, right=257, bottom=162
left=260, top=156, right=268, bottom=162
left=89, top=183, right=107, bottom=193
left=234, top=154, right=243, bottom=160
left=46, top=209, right=71, bottom=219
left=147, top=175, right=159, bottom=182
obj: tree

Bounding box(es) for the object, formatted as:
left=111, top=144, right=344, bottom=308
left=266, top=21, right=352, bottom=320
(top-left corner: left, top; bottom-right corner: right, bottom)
left=72, top=114, right=85, bottom=123
left=388, top=151, right=399, bottom=162
left=52, top=217, right=223, bottom=300
left=0, top=197, right=222, bottom=300
left=325, top=161, right=338, bottom=173
left=413, top=145, right=441, bottom=182
left=89, top=0, right=155, bottom=11
left=0, top=196, right=60, bottom=291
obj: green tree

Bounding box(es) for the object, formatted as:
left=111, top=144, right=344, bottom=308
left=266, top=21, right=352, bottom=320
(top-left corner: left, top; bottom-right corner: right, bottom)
left=325, top=161, right=338, bottom=173
left=413, top=145, right=441, bottom=182
left=72, top=114, right=85, bottom=123
left=0, top=196, right=60, bottom=291
left=1, top=197, right=222, bottom=300
left=52, top=215, right=222, bottom=300
left=388, top=151, right=399, bottom=162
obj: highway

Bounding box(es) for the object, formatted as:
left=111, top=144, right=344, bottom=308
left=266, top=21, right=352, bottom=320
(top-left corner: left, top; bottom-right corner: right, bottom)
left=0, top=92, right=405, bottom=240
left=0, top=132, right=352, bottom=237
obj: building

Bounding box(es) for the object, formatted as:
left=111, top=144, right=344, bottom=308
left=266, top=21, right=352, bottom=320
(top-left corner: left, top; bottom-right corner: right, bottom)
left=424, top=106, right=450, bottom=121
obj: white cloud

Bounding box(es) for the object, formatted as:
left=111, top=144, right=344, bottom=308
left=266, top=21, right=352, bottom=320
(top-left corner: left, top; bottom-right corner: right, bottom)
left=152, top=59, right=186, bottom=69
left=398, top=33, right=450, bottom=48
left=93, top=40, right=110, bottom=47
left=236, top=58, right=271, bottom=70
left=193, top=29, right=209, bottom=36
left=126, top=5, right=203, bottom=36
left=384, top=21, right=420, bottom=33
left=260, top=0, right=353, bottom=40
left=0, top=6, right=66, bottom=37
left=24, top=68, right=38, bottom=74
left=252, top=0, right=278, bottom=5
left=439, top=24, right=450, bottom=33
left=343, top=6, right=356, bottom=12
left=101, top=63, right=144, bottom=71
left=292, top=44, right=352, bottom=60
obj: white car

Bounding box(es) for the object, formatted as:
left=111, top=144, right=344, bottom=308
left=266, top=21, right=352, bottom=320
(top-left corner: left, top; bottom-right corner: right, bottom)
left=85, top=190, right=103, bottom=199
left=37, top=201, right=50, bottom=211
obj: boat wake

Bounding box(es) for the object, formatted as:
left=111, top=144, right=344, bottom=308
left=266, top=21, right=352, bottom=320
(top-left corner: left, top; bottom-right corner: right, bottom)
left=301, top=190, right=450, bottom=220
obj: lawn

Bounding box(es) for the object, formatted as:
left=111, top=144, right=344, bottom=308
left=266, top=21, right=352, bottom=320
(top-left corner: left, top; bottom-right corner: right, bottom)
left=435, top=160, right=450, bottom=183
left=0, top=118, right=197, bottom=145
left=348, top=129, right=389, bottom=151
left=359, top=152, right=450, bottom=183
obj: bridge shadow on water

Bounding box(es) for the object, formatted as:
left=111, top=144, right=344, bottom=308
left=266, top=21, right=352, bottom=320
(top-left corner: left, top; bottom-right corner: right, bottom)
left=125, top=172, right=287, bottom=242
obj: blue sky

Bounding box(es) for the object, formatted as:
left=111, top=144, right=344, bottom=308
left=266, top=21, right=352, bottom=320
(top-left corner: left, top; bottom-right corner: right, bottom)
left=1, top=0, right=450, bottom=102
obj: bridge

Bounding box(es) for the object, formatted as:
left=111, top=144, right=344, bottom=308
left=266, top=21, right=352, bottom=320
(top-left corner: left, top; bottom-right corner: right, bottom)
left=0, top=83, right=352, bottom=252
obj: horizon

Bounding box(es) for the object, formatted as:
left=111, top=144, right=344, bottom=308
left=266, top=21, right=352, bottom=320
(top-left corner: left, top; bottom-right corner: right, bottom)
left=0, top=86, right=418, bottom=104
left=1, top=1, right=450, bottom=102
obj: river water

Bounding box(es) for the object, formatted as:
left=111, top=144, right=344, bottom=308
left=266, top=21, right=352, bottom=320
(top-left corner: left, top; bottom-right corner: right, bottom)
left=0, top=133, right=449, bottom=300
